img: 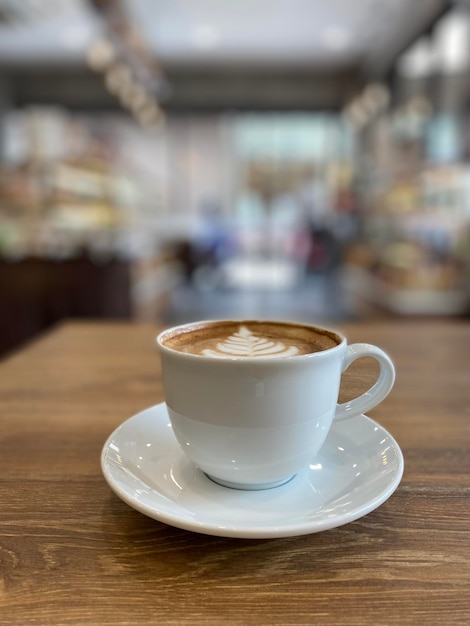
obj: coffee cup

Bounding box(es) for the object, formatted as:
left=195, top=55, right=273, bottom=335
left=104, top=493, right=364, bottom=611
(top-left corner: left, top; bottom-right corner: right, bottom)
left=157, top=320, right=395, bottom=490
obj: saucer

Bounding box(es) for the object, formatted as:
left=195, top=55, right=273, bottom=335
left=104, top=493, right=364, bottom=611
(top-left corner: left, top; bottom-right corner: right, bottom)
left=101, top=403, right=404, bottom=539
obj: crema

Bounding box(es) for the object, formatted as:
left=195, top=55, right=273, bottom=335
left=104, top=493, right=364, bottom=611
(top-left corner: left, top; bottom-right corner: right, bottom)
left=161, top=320, right=340, bottom=358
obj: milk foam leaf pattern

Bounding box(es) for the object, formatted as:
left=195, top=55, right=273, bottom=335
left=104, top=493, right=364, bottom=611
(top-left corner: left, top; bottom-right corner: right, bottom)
left=202, top=326, right=299, bottom=358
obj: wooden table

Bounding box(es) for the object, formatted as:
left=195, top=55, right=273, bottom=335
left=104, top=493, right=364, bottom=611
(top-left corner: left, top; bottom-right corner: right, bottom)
left=1, top=321, right=469, bottom=625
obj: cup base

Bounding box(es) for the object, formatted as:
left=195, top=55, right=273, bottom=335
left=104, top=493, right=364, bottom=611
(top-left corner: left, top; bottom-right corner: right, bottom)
left=205, top=473, right=296, bottom=491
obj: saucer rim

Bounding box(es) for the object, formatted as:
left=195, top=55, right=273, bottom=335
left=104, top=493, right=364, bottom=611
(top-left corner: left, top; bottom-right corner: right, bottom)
left=101, top=403, right=404, bottom=539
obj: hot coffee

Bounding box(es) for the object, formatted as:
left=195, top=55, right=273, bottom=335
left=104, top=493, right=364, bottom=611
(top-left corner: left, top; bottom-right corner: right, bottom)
left=161, top=320, right=340, bottom=358
left=157, top=319, right=395, bottom=489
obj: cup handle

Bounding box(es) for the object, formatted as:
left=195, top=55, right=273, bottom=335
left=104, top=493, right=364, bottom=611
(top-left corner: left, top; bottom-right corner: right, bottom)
left=335, top=343, right=395, bottom=421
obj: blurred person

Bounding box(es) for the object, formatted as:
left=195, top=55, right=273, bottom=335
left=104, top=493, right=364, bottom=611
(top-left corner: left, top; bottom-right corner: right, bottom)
left=269, top=190, right=311, bottom=269
left=332, top=184, right=361, bottom=248
left=189, top=199, right=237, bottom=290
left=297, top=166, right=338, bottom=274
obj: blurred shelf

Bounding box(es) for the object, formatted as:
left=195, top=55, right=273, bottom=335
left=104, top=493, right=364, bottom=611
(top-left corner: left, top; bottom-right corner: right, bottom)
left=342, top=265, right=470, bottom=316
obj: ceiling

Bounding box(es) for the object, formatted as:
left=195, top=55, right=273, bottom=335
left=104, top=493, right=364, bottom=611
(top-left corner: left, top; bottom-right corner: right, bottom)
left=0, top=0, right=450, bottom=111
left=126, top=0, right=447, bottom=74
left=0, top=0, right=448, bottom=73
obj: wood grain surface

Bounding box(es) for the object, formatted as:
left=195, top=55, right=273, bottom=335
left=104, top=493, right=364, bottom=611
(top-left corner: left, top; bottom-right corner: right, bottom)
left=0, top=320, right=469, bottom=625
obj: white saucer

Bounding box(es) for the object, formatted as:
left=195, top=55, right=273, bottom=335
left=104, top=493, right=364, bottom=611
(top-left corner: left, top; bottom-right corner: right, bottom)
left=101, top=403, right=404, bottom=539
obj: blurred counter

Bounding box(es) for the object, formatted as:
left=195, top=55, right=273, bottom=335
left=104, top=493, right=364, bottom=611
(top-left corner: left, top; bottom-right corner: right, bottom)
left=0, top=256, right=132, bottom=356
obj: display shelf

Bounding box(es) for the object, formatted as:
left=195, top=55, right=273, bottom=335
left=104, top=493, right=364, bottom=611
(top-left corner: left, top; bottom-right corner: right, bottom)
left=342, top=265, right=470, bottom=316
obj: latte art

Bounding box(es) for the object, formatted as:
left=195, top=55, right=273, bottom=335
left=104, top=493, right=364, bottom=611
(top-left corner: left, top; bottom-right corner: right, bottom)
left=160, top=320, right=341, bottom=358
left=202, top=325, right=299, bottom=358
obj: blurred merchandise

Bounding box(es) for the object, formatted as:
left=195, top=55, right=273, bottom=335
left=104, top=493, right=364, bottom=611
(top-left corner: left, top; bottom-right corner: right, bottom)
left=0, top=106, right=174, bottom=353
left=3, top=0, right=470, bottom=357
left=344, top=154, right=470, bottom=315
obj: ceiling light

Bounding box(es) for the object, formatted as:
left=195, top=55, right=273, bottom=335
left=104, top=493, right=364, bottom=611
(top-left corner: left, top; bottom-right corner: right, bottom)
left=398, top=37, right=436, bottom=79
left=362, top=83, right=390, bottom=113
left=87, top=38, right=115, bottom=72
left=435, top=10, right=470, bottom=74
left=322, top=26, right=352, bottom=52
left=343, top=101, right=369, bottom=128
left=60, top=23, right=92, bottom=52
left=118, top=82, right=137, bottom=108
left=192, top=24, right=220, bottom=51
left=128, top=86, right=149, bottom=113
left=104, top=63, right=133, bottom=95
left=137, top=102, right=165, bottom=129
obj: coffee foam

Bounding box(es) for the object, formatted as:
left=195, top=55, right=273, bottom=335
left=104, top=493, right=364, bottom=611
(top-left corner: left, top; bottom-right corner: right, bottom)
left=161, top=321, right=340, bottom=358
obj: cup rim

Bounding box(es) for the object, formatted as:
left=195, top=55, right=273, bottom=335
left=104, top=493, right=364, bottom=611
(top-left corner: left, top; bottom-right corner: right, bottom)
left=156, top=319, right=346, bottom=362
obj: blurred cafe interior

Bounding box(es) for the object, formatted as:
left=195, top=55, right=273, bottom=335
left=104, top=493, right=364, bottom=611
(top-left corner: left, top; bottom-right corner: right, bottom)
left=1, top=0, right=470, bottom=356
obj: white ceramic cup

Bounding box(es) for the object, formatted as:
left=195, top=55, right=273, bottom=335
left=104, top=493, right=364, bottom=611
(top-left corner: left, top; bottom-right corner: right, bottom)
left=157, top=320, right=395, bottom=490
